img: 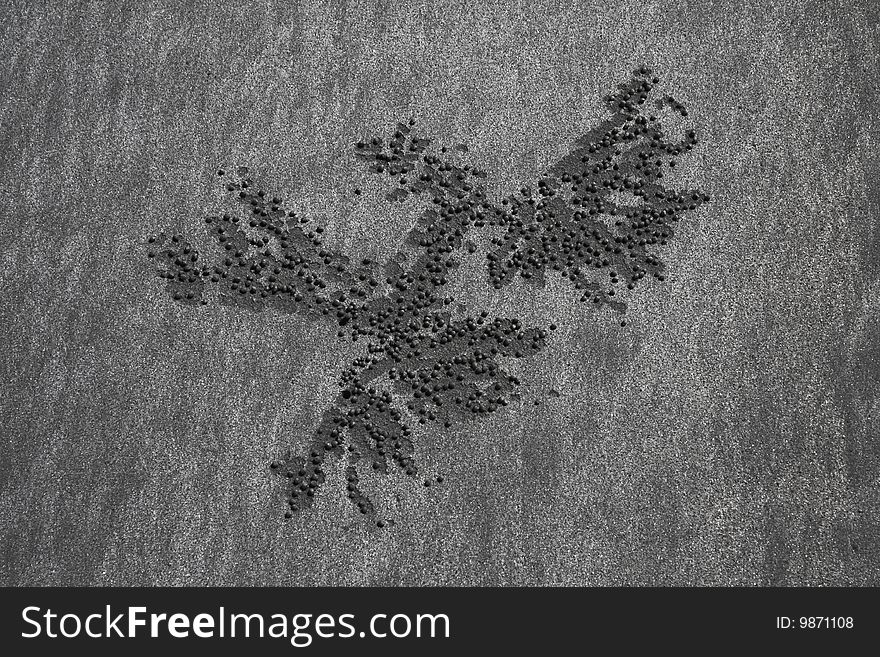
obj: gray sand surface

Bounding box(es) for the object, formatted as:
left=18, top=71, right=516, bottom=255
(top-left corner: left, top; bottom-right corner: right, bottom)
left=1, top=0, right=878, bottom=585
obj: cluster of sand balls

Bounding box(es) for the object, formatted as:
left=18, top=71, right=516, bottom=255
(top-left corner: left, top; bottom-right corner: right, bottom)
left=145, top=67, right=709, bottom=527
left=485, top=67, right=710, bottom=317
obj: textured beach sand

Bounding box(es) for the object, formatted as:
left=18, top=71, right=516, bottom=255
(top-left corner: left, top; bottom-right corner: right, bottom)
left=1, top=0, right=878, bottom=585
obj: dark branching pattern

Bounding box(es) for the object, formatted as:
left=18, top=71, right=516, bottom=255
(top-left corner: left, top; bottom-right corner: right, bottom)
left=144, top=67, right=710, bottom=527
